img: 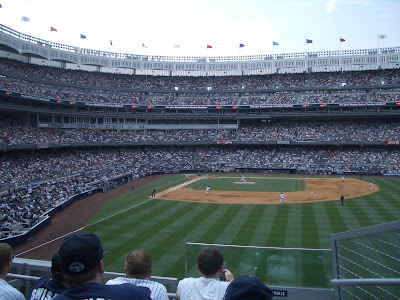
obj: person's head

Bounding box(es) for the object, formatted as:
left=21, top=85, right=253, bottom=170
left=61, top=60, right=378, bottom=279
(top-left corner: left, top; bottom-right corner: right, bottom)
left=125, top=250, right=152, bottom=279
left=59, top=232, right=104, bottom=286
left=223, top=276, right=273, bottom=300
left=197, top=248, right=224, bottom=277
left=0, top=243, right=12, bottom=275
left=51, top=251, right=66, bottom=285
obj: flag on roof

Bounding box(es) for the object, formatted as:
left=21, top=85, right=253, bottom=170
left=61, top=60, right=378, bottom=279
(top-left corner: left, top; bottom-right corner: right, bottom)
left=142, top=42, right=147, bottom=48
left=306, top=39, right=312, bottom=43
left=340, top=38, right=345, bottom=42
left=272, top=41, right=279, bottom=46
left=50, top=27, right=57, bottom=32
left=378, top=34, right=387, bottom=39
left=239, top=43, right=245, bottom=48
left=80, top=34, right=86, bottom=39
left=21, top=16, right=30, bottom=22
left=110, top=40, right=113, bottom=46
left=207, top=44, right=212, bottom=49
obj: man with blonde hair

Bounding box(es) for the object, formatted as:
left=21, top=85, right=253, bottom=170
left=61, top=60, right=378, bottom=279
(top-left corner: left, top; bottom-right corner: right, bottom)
left=106, top=250, right=168, bottom=300
left=0, top=243, right=25, bottom=300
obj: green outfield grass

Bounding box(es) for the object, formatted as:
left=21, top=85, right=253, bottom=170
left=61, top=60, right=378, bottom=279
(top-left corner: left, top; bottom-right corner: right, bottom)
left=85, top=174, right=400, bottom=288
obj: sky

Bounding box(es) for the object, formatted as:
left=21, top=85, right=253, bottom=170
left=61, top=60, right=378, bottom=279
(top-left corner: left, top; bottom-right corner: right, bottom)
left=0, top=0, right=399, bottom=58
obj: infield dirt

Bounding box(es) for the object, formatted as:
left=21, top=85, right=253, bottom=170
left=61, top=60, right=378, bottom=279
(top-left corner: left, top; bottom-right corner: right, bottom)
left=157, top=177, right=378, bottom=204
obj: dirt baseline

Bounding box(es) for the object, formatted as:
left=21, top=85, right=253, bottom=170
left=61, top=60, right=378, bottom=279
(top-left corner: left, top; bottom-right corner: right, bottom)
left=158, top=178, right=378, bottom=204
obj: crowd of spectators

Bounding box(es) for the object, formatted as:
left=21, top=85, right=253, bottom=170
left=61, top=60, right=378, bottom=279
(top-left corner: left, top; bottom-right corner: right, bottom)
left=3, top=116, right=400, bottom=145
left=0, top=58, right=400, bottom=107
left=1, top=57, right=400, bottom=238
left=1, top=142, right=400, bottom=236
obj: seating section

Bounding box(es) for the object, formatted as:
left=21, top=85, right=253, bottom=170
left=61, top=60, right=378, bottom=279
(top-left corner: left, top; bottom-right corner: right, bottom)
left=0, top=58, right=399, bottom=106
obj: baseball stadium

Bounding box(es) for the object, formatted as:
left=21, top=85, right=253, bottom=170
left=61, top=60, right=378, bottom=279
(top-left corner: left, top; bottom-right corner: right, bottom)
left=0, top=14, right=400, bottom=300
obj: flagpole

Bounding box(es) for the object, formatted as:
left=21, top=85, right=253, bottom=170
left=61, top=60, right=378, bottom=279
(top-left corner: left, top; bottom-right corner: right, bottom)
left=305, top=39, right=308, bottom=73
left=206, top=47, right=208, bottom=76
left=238, top=45, right=241, bottom=76
left=339, top=37, right=342, bottom=72
left=271, top=42, right=274, bottom=72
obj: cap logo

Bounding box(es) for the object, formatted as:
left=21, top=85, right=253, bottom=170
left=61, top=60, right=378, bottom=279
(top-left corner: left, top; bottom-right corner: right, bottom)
left=69, top=262, right=85, bottom=273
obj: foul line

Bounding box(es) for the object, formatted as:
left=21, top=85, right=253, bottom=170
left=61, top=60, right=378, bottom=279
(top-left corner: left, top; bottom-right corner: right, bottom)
left=15, top=177, right=201, bottom=257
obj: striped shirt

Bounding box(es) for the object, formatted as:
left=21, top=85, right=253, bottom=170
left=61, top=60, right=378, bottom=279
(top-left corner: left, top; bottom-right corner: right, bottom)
left=0, top=278, right=25, bottom=300
left=106, top=277, right=168, bottom=300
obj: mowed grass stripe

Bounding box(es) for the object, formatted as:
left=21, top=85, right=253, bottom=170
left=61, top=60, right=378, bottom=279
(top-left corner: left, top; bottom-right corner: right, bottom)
left=89, top=200, right=172, bottom=234
left=323, top=202, right=348, bottom=234
left=370, top=194, right=400, bottom=221
left=313, top=203, right=334, bottom=248
left=345, top=200, right=374, bottom=228
left=101, top=201, right=198, bottom=267
left=164, top=204, right=253, bottom=277
left=90, top=199, right=186, bottom=242
left=356, top=196, right=387, bottom=224
left=254, top=205, right=289, bottom=280
left=301, top=204, right=319, bottom=249
left=104, top=201, right=212, bottom=272
left=160, top=204, right=239, bottom=277
left=223, top=205, right=270, bottom=273
left=265, top=205, right=290, bottom=247
left=249, top=206, right=278, bottom=247
left=284, top=205, right=302, bottom=248
left=141, top=203, right=222, bottom=278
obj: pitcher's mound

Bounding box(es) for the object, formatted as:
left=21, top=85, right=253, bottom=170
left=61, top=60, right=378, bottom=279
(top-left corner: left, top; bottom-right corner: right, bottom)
left=234, top=182, right=255, bottom=185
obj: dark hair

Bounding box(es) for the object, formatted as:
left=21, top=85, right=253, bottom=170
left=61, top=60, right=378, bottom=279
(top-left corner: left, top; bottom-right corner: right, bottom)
left=125, top=250, right=152, bottom=279
left=197, top=248, right=224, bottom=276
left=0, top=243, right=12, bottom=271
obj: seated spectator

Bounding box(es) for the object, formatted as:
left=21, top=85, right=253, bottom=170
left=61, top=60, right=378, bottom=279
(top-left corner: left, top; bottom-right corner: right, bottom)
left=54, top=231, right=150, bottom=300
left=0, top=243, right=25, bottom=300
left=223, top=276, right=273, bottom=300
left=176, top=248, right=234, bottom=300
left=27, top=251, right=68, bottom=300
left=106, top=249, right=168, bottom=300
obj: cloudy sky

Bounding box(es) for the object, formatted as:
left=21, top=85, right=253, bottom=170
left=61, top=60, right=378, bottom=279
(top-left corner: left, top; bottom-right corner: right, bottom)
left=0, top=0, right=399, bottom=57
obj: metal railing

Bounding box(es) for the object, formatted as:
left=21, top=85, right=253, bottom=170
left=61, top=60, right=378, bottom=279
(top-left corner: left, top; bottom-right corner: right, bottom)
left=331, top=220, right=400, bottom=299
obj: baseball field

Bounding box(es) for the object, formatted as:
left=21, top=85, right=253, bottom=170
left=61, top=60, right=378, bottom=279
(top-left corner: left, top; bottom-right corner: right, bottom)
left=79, top=174, right=399, bottom=288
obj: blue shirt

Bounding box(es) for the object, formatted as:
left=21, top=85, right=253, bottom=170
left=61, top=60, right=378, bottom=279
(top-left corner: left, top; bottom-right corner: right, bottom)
left=53, top=282, right=151, bottom=300
left=27, top=278, right=68, bottom=300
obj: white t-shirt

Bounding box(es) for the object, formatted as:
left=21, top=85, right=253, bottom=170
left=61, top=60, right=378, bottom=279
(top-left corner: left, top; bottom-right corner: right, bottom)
left=106, top=277, right=168, bottom=300
left=177, top=277, right=230, bottom=300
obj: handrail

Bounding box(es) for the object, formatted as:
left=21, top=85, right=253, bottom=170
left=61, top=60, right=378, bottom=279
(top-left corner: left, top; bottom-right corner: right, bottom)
left=331, top=278, right=400, bottom=286
left=1, top=23, right=399, bottom=63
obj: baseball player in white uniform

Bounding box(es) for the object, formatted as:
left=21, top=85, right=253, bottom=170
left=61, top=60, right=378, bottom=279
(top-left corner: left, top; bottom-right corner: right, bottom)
left=370, top=182, right=373, bottom=191
left=280, top=193, right=287, bottom=204
left=341, top=176, right=344, bottom=182
left=240, top=175, right=246, bottom=182
left=206, top=185, right=210, bottom=196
